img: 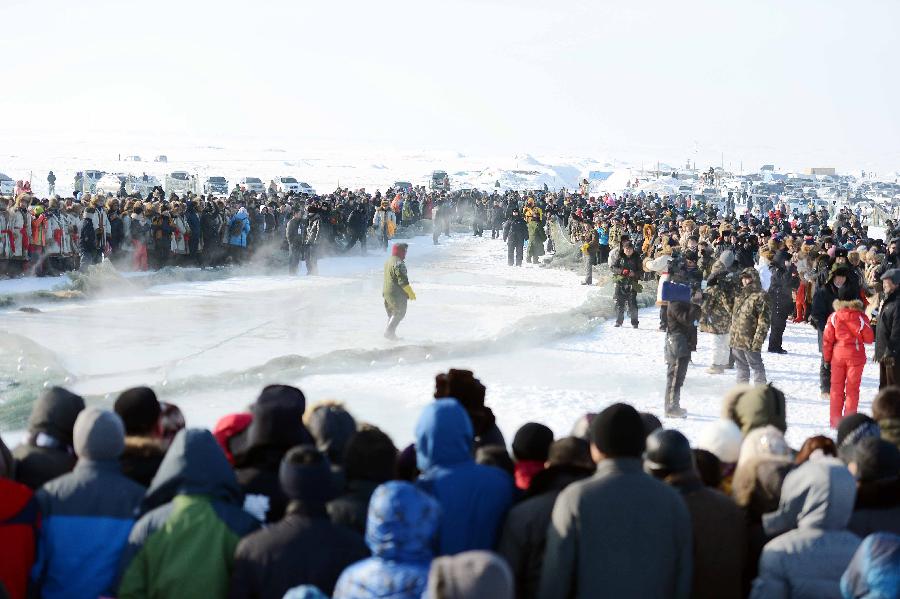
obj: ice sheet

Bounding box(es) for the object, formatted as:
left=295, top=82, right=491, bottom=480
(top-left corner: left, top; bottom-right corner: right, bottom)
left=0, top=232, right=874, bottom=451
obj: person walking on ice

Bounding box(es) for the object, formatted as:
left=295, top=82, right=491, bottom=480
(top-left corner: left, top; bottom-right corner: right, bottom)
left=383, top=242, right=416, bottom=340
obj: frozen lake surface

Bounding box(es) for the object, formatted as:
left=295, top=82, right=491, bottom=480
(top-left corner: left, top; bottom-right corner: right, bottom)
left=0, top=233, right=878, bottom=448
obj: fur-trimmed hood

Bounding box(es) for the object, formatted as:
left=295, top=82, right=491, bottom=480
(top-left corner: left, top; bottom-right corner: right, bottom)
left=832, top=299, right=864, bottom=312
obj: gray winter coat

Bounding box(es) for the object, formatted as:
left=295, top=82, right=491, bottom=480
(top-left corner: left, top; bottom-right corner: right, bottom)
left=750, top=459, right=861, bottom=599
left=538, top=458, right=693, bottom=599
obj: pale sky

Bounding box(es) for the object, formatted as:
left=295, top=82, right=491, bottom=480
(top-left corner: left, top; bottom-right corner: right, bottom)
left=2, top=0, right=898, bottom=171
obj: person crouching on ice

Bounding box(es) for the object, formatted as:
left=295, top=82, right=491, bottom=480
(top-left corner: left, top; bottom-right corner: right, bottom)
left=383, top=242, right=416, bottom=340
left=823, top=299, right=873, bottom=428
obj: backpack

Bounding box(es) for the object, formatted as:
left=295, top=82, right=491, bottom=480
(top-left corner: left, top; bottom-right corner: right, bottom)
left=229, top=217, right=244, bottom=237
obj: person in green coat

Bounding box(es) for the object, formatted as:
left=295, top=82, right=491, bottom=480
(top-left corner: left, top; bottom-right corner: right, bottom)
left=383, top=243, right=416, bottom=340
left=525, top=214, right=546, bottom=264
left=118, top=429, right=260, bottom=599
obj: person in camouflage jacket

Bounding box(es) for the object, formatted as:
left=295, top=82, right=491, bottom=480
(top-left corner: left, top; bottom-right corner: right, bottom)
left=729, top=267, right=771, bottom=384
left=701, top=250, right=737, bottom=373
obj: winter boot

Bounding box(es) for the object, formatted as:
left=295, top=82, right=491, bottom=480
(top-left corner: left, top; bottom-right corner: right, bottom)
left=665, top=403, right=687, bottom=418
left=614, top=322, right=622, bottom=327
left=706, top=365, right=725, bottom=374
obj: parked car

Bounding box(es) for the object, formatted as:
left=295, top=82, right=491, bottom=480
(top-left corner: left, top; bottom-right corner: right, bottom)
left=0, top=172, right=14, bottom=195
left=155, top=155, right=168, bottom=163
left=203, top=176, right=229, bottom=195
left=96, top=173, right=159, bottom=197
left=274, top=176, right=302, bottom=194
left=297, top=182, right=315, bottom=196
left=393, top=181, right=413, bottom=192
left=165, top=171, right=196, bottom=195
left=75, top=170, right=107, bottom=193
left=124, top=155, right=142, bottom=162
left=238, top=177, right=265, bottom=194
left=430, top=170, right=450, bottom=191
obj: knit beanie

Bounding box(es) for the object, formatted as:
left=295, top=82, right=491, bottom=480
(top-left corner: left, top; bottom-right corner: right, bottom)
left=114, top=386, right=161, bottom=436
left=278, top=445, right=336, bottom=506
left=512, top=423, right=554, bottom=461
left=837, top=414, right=881, bottom=461
left=73, top=407, right=126, bottom=460
left=590, top=403, right=646, bottom=458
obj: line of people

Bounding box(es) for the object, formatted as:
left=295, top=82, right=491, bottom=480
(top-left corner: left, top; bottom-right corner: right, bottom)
left=2, top=373, right=899, bottom=599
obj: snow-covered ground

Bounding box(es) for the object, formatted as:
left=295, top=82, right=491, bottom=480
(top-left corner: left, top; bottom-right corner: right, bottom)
left=0, top=231, right=876, bottom=449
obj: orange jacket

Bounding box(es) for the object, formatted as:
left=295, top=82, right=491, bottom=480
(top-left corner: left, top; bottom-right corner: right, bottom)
left=30, top=213, right=47, bottom=247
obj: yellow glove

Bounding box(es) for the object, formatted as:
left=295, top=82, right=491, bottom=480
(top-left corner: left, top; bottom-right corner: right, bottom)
left=403, top=285, right=417, bottom=300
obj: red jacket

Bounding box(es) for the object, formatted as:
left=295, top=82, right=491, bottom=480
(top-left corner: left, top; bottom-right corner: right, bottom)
left=0, top=478, right=39, bottom=599
left=823, top=300, right=874, bottom=364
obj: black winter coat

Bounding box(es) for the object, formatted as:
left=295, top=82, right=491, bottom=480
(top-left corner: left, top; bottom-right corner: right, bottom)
left=669, top=472, right=746, bottom=599
left=234, top=448, right=290, bottom=525
left=12, top=387, right=84, bottom=489
left=119, top=437, right=165, bottom=488
left=875, top=289, right=900, bottom=361
left=229, top=506, right=369, bottom=599
left=503, top=216, right=528, bottom=246
left=611, top=252, right=643, bottom=279
left=200, top=209, right=220, bottom=245
left=847, top=476, right=900, bottom=538
left=497, top=465, right=593, bottom=599
left=327, top=479, right=380, bottom=536
left=666, top=301, right=700, bottom=362
left=810, top=277, right=861, bottom=331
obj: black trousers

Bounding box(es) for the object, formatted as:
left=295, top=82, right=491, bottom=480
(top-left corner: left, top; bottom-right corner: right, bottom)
left=598, top=244, right=610, bottom=265
left=879, top=360, right=900, bottom=389
left=768, top=294, right=791, bottom=350
left=665, top=357, right=690, bottom=408
left=818, top=328, right=831, bottom=393
left=508, top=242, right=524, bottom=266
left=615, top=286, right=639, bottom=325
left=346, top=230, right=367, bottom=254
left=288, top=244, right=302, bottom=274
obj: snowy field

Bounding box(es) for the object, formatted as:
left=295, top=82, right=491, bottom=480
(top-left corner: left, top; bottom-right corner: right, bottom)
left=0, top=231, right=878, bottom=449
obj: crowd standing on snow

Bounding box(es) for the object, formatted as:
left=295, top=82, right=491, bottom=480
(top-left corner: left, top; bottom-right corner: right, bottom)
left=0, top=180, right=497, bottom=278
left=484, top=185, right=900, bottom=424
left=3, top=177, right=900, bottom=424
left=1, top=374, right=900, bottom=599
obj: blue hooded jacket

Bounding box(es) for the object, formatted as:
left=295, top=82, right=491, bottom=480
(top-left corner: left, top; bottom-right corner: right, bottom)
left=228, top=209, right=251, bottom=247
left=333, top=481, right=439, bottom=599
left=414, top=399, right=514, bottom=555
left=840, top=532, right=900, bottom=599
left=32, top=459, right=145, bottom=599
